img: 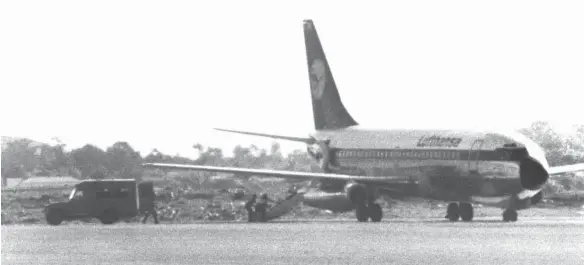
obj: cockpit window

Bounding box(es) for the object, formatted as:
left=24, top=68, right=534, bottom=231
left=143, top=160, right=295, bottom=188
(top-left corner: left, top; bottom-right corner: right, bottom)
left=499, top=130, right=550, bottom=169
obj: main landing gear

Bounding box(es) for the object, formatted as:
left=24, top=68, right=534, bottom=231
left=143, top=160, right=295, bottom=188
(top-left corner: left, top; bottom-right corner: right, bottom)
left=445, top=202, right=474, bottom=222
left=355, top=202, right=383, bottom=222
left=445, top=201, right=519, bottom=222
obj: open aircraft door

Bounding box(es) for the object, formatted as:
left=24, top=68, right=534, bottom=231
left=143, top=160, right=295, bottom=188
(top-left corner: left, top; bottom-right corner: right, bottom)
left=468, top=139, right=485, bottom=175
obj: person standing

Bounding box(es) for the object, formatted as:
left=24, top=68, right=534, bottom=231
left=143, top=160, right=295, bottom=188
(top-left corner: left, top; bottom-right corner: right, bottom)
left=141, top=205, right=159, bottom=224
left=139, top=181, right=159, bottom=224
left=245, top=194, right=257, bottom=222
left=255, top=193, right=275, bottom=222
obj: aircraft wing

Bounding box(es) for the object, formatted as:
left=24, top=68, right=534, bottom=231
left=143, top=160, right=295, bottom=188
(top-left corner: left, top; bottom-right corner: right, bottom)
left=548, top=163, right=584, bottom=175
left=142, top=163, right=415, bottom=184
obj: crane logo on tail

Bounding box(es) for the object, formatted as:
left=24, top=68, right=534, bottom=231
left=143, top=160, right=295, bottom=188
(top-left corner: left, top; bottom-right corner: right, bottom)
left=310, top=59, right=326, bottom=100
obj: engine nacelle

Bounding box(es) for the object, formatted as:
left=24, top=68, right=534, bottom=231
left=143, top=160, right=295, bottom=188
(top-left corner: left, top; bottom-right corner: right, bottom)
left=344, top=182, right=367, bottom=204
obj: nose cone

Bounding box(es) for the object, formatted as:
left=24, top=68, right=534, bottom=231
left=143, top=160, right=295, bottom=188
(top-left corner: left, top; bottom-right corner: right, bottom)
left=519, top=155, right=550, bottom=191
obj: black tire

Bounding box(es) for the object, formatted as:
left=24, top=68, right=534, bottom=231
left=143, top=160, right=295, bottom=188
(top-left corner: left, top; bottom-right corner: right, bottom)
left=99, top=210, right=118, bottom=225
left=502, top=209, right=518, bottom=222
left=446, top=202, right=460, bottom=222
left=356, top=203, right=369, bottom=222
left=368, top=204, right=383, bottom=222
left=459, top=202, right=474, bottom=222
left=45, top=210, right=63, bottom=226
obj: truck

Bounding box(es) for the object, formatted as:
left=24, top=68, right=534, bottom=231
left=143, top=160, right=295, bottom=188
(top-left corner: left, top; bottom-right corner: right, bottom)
left=43, top=179, right=156, bottom=225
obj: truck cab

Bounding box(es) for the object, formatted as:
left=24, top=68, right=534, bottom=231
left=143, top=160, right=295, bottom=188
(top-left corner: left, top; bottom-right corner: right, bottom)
left=44, top=179, right=155, bottom=225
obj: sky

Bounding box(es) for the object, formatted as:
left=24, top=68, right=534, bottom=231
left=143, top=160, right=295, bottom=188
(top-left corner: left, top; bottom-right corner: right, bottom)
left=1, top=1, right=583, bottom=159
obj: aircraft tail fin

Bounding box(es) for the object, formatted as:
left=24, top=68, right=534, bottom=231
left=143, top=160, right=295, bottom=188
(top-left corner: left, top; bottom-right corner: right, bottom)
left=304, top=19, right=358, bottom=131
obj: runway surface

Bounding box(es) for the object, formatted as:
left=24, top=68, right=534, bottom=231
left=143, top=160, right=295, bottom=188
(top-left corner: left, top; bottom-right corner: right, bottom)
left=2, top=217, right=584, bottom=265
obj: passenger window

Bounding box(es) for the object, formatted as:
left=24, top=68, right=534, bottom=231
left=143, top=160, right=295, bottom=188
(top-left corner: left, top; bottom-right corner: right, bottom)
left=96, top=188, right=130, bottom=199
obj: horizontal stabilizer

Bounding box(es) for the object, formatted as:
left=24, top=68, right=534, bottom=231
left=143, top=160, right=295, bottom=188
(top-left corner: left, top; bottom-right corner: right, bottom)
left=214, top=128, right=315, bottom=144
left=142, top=163, right=414, bottom=185
left=548, top=163, right=584, bottom=175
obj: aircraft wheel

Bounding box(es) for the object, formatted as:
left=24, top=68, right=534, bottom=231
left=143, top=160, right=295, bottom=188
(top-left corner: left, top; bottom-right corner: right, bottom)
left=459, top=202, right=474, bottom=222
left=99, top=209, right=118, bottom=225
left=356, top=203, right=369, bottom=222
left=502, top=209, right=518, bottom=222
left=368, top=204, right=382, bottom=222
left=446, top=202, right=460, bottom=222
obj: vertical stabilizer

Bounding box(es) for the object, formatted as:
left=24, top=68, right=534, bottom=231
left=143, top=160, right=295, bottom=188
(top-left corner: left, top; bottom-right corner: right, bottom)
left=304, top=19, right=358, bottom=131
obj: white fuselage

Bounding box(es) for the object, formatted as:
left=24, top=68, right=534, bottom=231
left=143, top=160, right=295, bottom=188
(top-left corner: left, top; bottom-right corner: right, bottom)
left=309, top=125, right=549, bottom=173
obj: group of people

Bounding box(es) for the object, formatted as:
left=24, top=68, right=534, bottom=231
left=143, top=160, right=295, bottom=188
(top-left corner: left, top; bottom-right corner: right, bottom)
left=244, top=193, right=275, bottom=222
left=244, top=186, right=299, bottom=223
left=142, top=186, right=301, bottom=224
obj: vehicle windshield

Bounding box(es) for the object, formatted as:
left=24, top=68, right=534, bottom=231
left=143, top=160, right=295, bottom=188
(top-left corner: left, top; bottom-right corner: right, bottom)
left=68, top=188, right=77, bottom=200
left=68, top=187, right=85, bottom=200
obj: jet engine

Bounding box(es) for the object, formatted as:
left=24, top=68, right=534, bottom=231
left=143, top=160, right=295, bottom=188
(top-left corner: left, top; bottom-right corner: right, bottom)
left=344, top=181, right=367, bottom=204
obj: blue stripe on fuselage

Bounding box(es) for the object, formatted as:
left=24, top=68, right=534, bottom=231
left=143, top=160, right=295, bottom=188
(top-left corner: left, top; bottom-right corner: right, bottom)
left=331, top=148, right=510, bottom=162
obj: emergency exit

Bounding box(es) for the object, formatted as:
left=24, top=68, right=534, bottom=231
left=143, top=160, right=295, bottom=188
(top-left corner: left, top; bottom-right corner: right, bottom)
left=468, top=139, right=485, bottom=174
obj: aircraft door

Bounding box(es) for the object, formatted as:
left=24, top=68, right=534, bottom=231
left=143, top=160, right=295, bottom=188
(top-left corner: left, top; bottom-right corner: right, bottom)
left=468, top=139, right=484, bottom=175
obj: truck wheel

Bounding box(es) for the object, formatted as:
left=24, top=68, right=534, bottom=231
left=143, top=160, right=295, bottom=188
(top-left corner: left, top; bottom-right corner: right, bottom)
left=46, top=210, right=63, bottom=226
left=99, top=210, right=118, bottom=225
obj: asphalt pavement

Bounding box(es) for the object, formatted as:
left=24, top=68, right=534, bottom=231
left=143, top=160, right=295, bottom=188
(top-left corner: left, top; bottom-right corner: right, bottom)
left=2, top=217, right=584, bottom=265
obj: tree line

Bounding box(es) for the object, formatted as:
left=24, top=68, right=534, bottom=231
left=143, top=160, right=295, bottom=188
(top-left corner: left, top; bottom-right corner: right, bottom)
left=1, top=137, right=316, bottom=183
left=2, top=121, right=583, bottom=185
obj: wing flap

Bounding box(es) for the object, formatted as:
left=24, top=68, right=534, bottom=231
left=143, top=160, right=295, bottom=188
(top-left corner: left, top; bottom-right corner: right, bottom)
left=142, top=163, right=415, bottom=184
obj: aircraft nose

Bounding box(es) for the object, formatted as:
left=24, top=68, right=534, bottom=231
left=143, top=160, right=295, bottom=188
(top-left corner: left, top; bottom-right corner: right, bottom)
left=519, top=156, right=550, bottom=191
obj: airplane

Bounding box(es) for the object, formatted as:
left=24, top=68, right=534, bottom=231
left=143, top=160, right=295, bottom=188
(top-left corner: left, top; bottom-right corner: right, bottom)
left=143, top=19, right=584, bottom=223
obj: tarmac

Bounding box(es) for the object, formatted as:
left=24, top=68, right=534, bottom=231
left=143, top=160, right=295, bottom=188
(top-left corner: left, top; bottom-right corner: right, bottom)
left=2, top=217, right=584, bottom=265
